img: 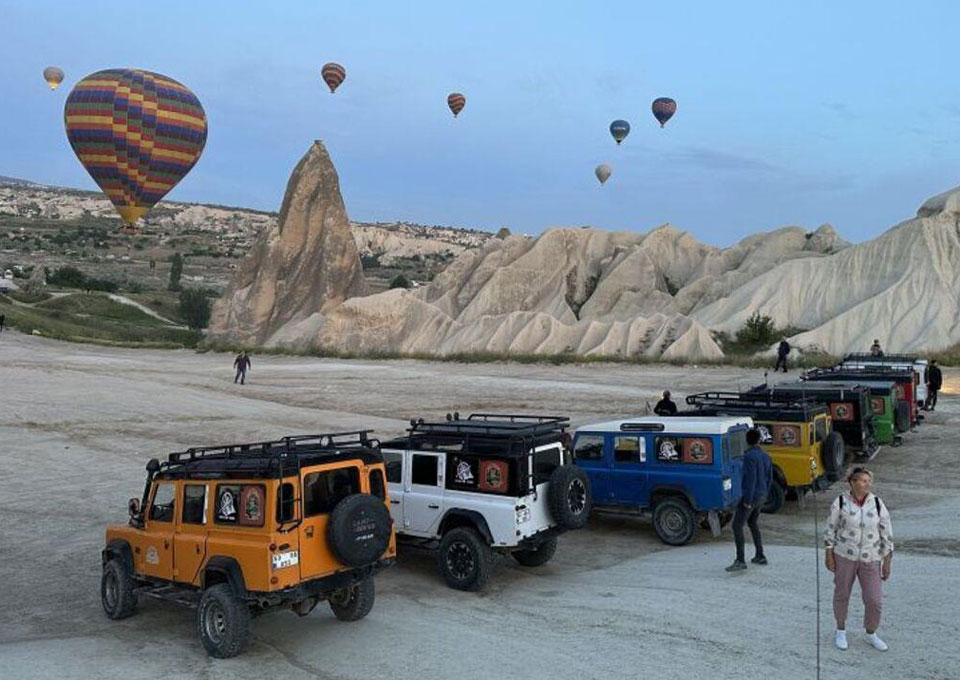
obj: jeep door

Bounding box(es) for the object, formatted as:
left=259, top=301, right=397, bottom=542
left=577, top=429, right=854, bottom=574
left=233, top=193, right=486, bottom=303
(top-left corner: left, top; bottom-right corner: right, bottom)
left=173, top=483, right=208, bottom=585
left=299, top=464, right=362, bottom=577
left=608, top=434, right=649, bottom=507
left=381, top=449, right=404, bottom=529
left=572, top=433, right=608, bottom=501
left=138, top=481, right=176, bottom=581
left=403, top=452, right=446, bottom=537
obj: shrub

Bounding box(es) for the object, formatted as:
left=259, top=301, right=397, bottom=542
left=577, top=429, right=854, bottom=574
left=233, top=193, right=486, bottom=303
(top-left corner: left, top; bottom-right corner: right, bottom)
left=735, top=311, right=776, bottom=348
left=389, top=274, right=411, bottom=289
left=168, top=252, right=183, bottom=291
left=179, top=287, right=212, bottom=330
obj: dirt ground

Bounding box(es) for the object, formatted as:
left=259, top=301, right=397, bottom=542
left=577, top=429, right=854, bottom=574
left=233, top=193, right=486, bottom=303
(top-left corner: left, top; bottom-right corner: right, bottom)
left=1, top=332, right=957, bottom=680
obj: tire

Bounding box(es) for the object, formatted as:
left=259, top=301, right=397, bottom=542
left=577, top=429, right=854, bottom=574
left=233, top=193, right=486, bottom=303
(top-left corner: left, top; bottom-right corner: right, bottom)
left=327, top=493, right=393, bottom=568
left=197, top=584, right=252, bottom=659
left=511, top=536, right=558, bottom=567
left=894, top=401, right=910, bottom=433
left=762, top=480, right=786, bottom=514
left=101, top=559, right=137, bottom=620
left=437, top=526, right=491, bottom=591
left=547, top=465, right=592, bottom=530
left=821, top=432, right=845, bottom=482
left=652, top=497, right=696, bottom=546
left=328, top=575, right=375, bottom=622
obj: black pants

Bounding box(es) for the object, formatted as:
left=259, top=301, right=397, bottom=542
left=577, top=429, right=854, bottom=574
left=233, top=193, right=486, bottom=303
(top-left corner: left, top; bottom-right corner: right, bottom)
left=925, top=389, right=938, bottom=410
left=732, top=499, right=764, bottom=562
left=234, top=368, right=246, bottom=384
left=774, top=355, right=788, bottom=372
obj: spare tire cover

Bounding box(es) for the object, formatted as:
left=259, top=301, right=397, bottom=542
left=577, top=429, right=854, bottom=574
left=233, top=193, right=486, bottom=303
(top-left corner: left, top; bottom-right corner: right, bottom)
left=894, top=401, right=910, bottom=433
left=327, top=494, right=392, bottom=568
left=821, top=432, right=845, bottom=482
left=548, top=465, right=593, bottom=530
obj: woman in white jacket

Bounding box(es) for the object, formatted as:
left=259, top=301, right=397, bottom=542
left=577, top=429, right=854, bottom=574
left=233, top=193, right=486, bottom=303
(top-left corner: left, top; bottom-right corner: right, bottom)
left=823, top=467, right=894, bottom=651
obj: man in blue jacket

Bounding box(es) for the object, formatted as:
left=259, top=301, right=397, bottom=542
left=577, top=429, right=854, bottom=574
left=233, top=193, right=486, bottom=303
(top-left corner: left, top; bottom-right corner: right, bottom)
left=726, top=428, right=773, bottom=572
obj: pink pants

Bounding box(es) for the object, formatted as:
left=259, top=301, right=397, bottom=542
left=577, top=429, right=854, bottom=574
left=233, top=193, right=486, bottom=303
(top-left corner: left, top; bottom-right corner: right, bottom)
left=833, top=554, right=883, bottom=631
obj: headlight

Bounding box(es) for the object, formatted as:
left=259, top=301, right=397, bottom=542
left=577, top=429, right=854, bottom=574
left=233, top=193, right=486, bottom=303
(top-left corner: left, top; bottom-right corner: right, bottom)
left=516, top=507, right=531, bottom=524
left=723, top=478, right=732, bottom=492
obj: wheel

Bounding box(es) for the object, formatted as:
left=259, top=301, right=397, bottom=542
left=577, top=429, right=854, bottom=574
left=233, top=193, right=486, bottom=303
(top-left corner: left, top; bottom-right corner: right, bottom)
left=894, top=401, right=910, bottom=433
left=101, top=559, right=137, bottom=620
left=547, top=465, right=593, bottom=530
left=327, top=493, right=393, bottom=567
left=821, top=432, right=845, bottom=482
left=512, top=536, right=558, bottom=567
left=652, top=497, right=696, bottom=546
left=437, top=526, right=491, bottom=591
left=328, top=575, right=375, bottom=621
left=197, top=584, right=252, bottom=659
left=762, top=480, right=786, bottom=514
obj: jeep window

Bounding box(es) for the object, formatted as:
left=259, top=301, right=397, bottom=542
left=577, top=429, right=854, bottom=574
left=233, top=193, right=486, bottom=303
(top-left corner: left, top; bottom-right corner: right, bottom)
left=654, top=436, right=681, bottom=463
left=149, top=482, right=175, bottom=522
left=573, top=434, right=604, bottom=461
left=382, top=451, right=403, bottom=484
left=304, top=468, right=361, bottom=517
left=815, top=418, right=827, bottom=443
left=726, top=430, right=747, bottom=459
left=276, top=482, right=296, bottom=522
left=533, top=445, right=562, bottom=482
left=369, top=469, right=386, bottom=500
left=614, top=436, right=645, bottom=464
left=215, top=484, right=266, bottom=526
left=182, top=484, right=207, bottom=525
left=412, top=454, right=440, bottom=486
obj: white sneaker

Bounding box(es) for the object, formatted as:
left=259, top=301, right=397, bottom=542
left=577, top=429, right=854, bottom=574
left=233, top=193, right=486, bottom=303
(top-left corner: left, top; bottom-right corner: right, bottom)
left=866, top=632, right=888, bottom=651
left=835, top=630, right=848, bottom=650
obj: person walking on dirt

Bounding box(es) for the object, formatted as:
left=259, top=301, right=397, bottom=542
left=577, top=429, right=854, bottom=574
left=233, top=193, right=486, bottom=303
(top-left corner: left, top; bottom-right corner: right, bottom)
left=726, top=428, right=772, bottom=572
left=870, top=339, right=884, bottom=357
left=824, top=467, right=894, bottom=652
left=233, top=351, right=251, bottom=385
left=653, top=390, right=678, bottom=416
left=0, top=313, right=5, bottom=333
left=774, top=338, right=790, bottom=372
left=924, top=359, right=942, bottom=411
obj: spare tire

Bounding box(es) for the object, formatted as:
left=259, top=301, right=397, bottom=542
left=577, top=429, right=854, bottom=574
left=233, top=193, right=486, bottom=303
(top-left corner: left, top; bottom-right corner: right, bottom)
left=822, top=432, right=845, bottom=482
left=548, top=465, right=592, bottom=530
left=894, top=401, right=910, bottom=433
left=327, top=494, right=392, bottom=568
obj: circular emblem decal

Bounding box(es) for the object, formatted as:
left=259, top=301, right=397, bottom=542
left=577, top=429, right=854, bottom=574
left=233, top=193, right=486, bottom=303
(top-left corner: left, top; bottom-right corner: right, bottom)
left=688, top=439, right=707, bottom=461
left=776, top=426, right=798, bottom=445
left=834, top=404, right=850, bottom=419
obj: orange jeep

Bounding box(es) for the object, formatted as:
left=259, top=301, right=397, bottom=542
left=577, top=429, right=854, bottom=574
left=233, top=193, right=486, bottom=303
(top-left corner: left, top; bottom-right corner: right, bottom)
left=101, top=431, right=395, bottom=658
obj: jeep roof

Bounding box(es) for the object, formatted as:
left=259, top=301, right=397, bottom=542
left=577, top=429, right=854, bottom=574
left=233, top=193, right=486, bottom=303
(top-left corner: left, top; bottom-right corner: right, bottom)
left=576, top=415, right=753, bottom=435
left=754, top=381, right=870, bottom=400
left=806, top=379, right=897, bottom=396
left=684, top=391, right=828, bottom=423
left=383, top=413, right=569, bottom=454
left=843, top=352, right=922, bottom=364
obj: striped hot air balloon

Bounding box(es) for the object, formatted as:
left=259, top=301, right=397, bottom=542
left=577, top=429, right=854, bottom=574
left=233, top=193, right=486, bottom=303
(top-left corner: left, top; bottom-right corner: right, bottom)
left=43, top=66, right=64, bottom=90
left=609, top=119, right=630, bottom=145
left=651, top=97, right=677, bottom=128
left=321, top=62, right=346, bottom=93
left=64, top=69, right=207, bottom=229
left=447, top=92, right=466, bottom=117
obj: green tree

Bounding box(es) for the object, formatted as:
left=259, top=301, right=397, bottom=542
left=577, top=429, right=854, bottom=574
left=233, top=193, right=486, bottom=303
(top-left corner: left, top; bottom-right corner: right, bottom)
left=179, top=288, right=211, bottom=330
left=735, top=311, right=776, bottom=348
left=168, top=253, right=183, bottom=291
left=389, top=274, right=411, bottom=289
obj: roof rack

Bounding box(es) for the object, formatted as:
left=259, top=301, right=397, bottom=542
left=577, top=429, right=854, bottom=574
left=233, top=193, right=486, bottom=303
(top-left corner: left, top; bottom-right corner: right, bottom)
left=685, top=391, right=826, bottom=420
left=843, top=353, right=920, bottom=363
left=804, top=366, right=912, bottom=380
left=408, top=413, right=569, bottom=439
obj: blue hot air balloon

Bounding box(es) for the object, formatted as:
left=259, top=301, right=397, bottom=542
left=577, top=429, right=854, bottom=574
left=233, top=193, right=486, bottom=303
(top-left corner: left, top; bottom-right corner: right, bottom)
left=609, top=119, right=630, bottom=145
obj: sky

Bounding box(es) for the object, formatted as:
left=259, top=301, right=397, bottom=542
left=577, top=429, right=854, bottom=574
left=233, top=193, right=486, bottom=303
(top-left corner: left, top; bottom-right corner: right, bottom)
left=2, top=0, right=960, bottom=245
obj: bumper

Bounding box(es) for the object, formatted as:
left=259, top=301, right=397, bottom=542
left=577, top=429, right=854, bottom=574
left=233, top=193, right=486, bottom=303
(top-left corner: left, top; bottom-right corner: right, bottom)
left=252, top=558, right=394, bottom=605
left=515, top=525, right=563, bottom=551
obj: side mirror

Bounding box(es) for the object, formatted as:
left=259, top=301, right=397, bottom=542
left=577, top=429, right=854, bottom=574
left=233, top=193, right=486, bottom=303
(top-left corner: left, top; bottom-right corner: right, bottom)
left=128, top=498, right=141, bottom=518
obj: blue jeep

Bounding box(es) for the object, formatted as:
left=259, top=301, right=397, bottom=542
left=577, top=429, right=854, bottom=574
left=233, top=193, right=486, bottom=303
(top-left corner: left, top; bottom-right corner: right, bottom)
left=571, top=416, right=751, bottom=545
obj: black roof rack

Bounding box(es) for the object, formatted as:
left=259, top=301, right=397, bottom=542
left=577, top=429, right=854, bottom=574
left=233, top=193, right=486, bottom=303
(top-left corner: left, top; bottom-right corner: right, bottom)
left=843, top=353, right=920, bottom=363
left=408, top=413, right=569, bottom=439
left=685, top=391, right=826, bottom=422
left=757, top=381, right=870, bottom=400
left=804, top=366, right=913, bottom=381
left=158, top=430, right=382, bottom=480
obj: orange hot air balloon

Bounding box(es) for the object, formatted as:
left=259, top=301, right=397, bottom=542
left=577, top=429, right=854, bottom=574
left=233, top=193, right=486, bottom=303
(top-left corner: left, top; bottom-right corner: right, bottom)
left=321, top=62, right=346, bottom=93
left=43, top=66, right=64, bottom=90
left=447, top=92, right=466, bottom=117
left=64, top=69, right=207, bottom=229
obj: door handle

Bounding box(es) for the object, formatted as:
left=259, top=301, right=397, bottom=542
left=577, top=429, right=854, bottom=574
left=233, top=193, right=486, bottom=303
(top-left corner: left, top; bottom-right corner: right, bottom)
left=427, top=503, right=440, bottom=509
left=195, top=545, right=201, bottom=554
left=164, top=540, right=169, bottom=549
left=390, top=499, right=400, bottom=504
left=306, top=526, right=314, bottom=538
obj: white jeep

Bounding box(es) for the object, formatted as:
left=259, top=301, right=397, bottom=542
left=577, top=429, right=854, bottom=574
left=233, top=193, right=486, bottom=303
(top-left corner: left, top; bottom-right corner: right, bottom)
left=380, top=413, right=592, bottom=591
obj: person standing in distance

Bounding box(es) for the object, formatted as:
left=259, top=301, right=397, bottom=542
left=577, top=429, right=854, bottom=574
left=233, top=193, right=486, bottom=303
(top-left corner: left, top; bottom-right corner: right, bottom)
left=824, top=467, right=893, bottom=652
left=870, top=339, right=884, bottom=357
left=726, top=428, right=772, bottom=572
left=653, top=390, right=678, bottom=416
left=233, top=351, right=252, bottom=385
left=924, top=359, right=942, bottom=411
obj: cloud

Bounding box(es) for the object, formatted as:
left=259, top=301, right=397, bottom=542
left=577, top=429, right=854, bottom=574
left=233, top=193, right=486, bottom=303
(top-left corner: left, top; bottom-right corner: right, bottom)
left=658, top=146, right=782, bottom=173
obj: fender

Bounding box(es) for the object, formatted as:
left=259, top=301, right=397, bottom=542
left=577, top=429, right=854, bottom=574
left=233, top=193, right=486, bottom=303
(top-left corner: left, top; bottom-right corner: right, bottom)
left=202, top=556, right=248, bottom=598
left=438, top=509, right=494, bottom=544
left=649, top=485, right=697, bottom=510
left=102, top=539, right=135, bottom=574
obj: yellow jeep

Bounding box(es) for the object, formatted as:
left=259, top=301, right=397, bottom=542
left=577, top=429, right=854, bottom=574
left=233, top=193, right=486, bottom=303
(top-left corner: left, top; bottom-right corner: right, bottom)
left=101, top=431, right=395, bottom=658
left=684, top=393, right=845, bottom=512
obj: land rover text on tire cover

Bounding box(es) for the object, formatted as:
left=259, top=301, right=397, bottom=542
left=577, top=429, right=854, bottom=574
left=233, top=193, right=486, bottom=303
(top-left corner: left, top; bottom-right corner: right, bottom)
left=380, top=413, right=592, bottom=591
left=101, top=431, right=396, bottom=658
left=572, top=416, right=752, bottom=546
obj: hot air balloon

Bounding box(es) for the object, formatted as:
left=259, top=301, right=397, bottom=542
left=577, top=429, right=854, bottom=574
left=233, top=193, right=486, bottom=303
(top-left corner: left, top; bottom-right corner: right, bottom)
left=43, top=66, right=64, bottom=90
left=447, top=92, right=466, bottom=117
left=609, top=119, right=630, bottom=145
left=595, top=164, right=612, bottom=186
left=321, top=62, right=346, bottom=93
left=64, top=69, right=207, bottom=230
left=651, top=97, right=677, bottom=128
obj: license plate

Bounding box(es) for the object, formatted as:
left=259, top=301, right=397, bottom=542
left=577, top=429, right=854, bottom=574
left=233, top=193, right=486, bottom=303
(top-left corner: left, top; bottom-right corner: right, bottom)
left=723, top=478, right=732, bottom=491
left=272, top=551, right=299, bottom=570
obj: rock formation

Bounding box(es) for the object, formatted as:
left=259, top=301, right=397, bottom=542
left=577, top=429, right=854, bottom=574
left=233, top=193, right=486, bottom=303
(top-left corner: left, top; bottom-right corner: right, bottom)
left=207, top=141, right=367, bottom=345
